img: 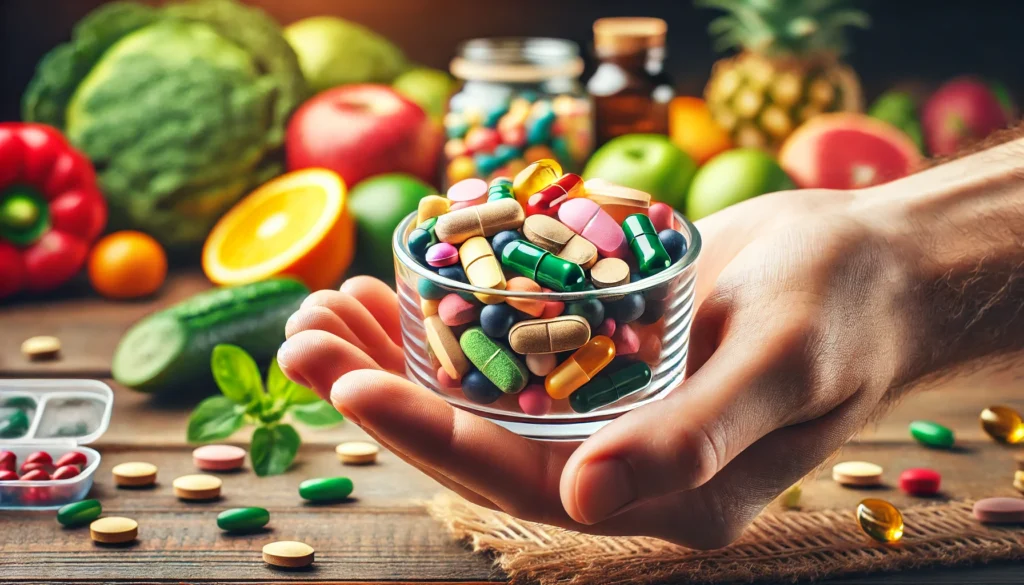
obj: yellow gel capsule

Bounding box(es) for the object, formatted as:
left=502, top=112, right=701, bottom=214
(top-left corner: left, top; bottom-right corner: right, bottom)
left=856, top=498, right=904, bottom=543
left=460, top=236, right=506, bottom=304
left=545, top=336, right=615, bottom=400
left=513, top=159, right=562, bottom=206
left=417, top=195, right=450, bottom=225
left=980, top=405, right=1024, bottom=444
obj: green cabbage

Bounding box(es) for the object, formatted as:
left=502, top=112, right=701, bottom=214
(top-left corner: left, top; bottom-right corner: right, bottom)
left=23, top=0, right=309, bottom=249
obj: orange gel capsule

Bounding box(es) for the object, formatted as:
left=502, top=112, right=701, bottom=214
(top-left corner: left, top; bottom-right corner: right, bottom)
left=545, top=336, right=616, bottom=399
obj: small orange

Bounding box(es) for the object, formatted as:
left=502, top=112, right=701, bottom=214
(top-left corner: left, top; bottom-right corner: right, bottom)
left=669, top=96, right=733, bottom=165
left=89, top=231, right=167, bottom=299
left=202, top=168, right=353, bottom=291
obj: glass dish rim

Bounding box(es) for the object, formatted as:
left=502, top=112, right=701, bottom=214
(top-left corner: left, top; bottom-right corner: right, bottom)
left=392, top=208, right=701, bottom=301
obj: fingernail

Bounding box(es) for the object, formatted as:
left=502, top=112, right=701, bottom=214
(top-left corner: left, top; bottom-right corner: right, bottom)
left=276, top=341, right=311, bottom=388
left=575, top=458, right=637, bottom=525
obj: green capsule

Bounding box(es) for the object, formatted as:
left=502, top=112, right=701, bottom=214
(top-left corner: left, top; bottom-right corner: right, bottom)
left=487, top=182, right=515, bottom=202
left=57, top=499, right=102, bottom=527
left=0, top=409, right=29, bottom=438
left=500, top=240, right=586, bottom=292
left=459, top=327, right=529, bottom=394
left=299, top=477, right=353, bottom=502
left=623, top=214, right=671, bottom=277
left=569, top=361, right=652, bottom=413
left=217, top=507, right=270, bottom=532
left=408, top=217, right=438, bottom=259
left=909, top=420, right=955, bottom=448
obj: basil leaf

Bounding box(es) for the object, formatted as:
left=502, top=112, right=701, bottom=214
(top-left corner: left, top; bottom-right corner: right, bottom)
left=289, top=400, right=345, bottom=428
left=250, top=424, right=301, bottom=477
left=211, top=344, right=264, bottom=404
left=266, top=358, right=320, bottom=405
left=187, top=396, right=245, bottom=443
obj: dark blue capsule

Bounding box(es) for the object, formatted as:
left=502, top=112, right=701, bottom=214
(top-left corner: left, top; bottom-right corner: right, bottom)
left=604, top=292, right=646, bottom=324
left=480, top=304, right=527, bottom=339
left=490, top=230, right=523, bottom=257
left=658, top=229, right=687, bottom=264
left=461, top=369, right=503, bottom=404
left=565, top=298, right=605, bottom=330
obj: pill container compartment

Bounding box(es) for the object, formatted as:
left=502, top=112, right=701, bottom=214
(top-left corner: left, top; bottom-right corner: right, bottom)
left=0, top=379, right=113, bottom=509
left=393, top=210, right=700, bottom=440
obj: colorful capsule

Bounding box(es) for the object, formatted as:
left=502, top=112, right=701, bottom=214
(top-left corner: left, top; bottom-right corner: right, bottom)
left=513, top=159, right=562, bottom=205
left=558, top=198, right=628, bottom=259
left=417, top=195, right=450, bottom=225
left=623, top=214, right=672, bottom=277
left=856, top=499, right=904, bottom=543
left=545, top=336, right=616, bottom=400
left=569, top=360, right=652, bottom=413
left=508, top=315, right=591, bottom=354
left=459, top=327, right=529, bottom=394
left=435, top=199, right=525, bottom=244
left=980, top=405, right=1024, bottom=444
left=408, top=217, right=438, bottom=260
left=522, top=215, right=598, bottom=268
left=487, top=180, right=516, bottom=202
left=500, top=240, right=586, bottom=292
left=460, top=236, right=506, bottom=304
left=525, top=173, right=583, bottom=217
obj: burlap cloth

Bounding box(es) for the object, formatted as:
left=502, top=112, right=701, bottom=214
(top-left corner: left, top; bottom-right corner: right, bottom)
left=427, top=493, right=1024, bottom=584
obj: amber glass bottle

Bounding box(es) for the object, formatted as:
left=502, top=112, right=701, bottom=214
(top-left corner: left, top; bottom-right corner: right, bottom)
left=587, top=18, right=674, bottom=145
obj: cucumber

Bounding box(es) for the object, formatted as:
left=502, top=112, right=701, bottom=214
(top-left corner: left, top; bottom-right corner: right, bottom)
left=112, top=278, right=309, bottom=393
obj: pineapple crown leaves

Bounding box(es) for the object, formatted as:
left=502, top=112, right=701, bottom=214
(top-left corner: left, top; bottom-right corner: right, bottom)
left=699, top=0, right=870, bottom=57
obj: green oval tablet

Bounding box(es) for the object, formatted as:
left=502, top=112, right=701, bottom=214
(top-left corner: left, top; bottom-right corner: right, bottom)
left=299, top=477, right=353, bottom=502
left=56, top=499, right=102, bottom=527
left=217, top=507, right=270, bottom=532
left=909, top=420, right=955, bottom=448
left=459, top=327, right=528, bottom=394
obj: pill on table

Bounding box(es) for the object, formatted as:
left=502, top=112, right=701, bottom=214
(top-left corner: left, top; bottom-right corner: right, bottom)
left=57, top=498, right=102, bottom=527
left=21, top=468, right=50, bottom=481
left=112, top=462, right=158, bottom=487
left=1015, top=470, right=1024, bottom=494
left=263, top=540, right=315, bottom=568
left=435, top=199, right=525, bottom=244
left=832, top=461, right=883, bottom=487
left=336, top=441, right=380, bottom=465
left=501, top=240, right=586, bottom=292
left=590, top=258, right=631, bottom=290
left=424, top=315, right=470, bottom=379
left=781, top=484, right=802, bottom=509
left=438, top=294, right=480, bottom=327
left=505, top=277, right=545, bottom=317
left=21, top=335, right=61, bottom=360
left=173, top=474, right=222, bottom=501
left=54, top=451, right=88, bottom=469
left=856, top=499, right=904, bottom=543
left=460, top=236, right=506, bottom=304
left=647, top=202, right=679, bottom=232
left=426, top=243, right=460, bottom=268
left=583, top=178, right=651, bottom=223
left=523, top=214, right=597, bottom=268
left=90, top=517, right=138, bottom=544
left=899, top=468, right=941, bottom=496
left=908, top=420, right=955, bottom=449
left=518, top=384, right=553, bottom=416
left=513, top=158, right=562, bottom=204
left=569, top=360, right=651, bottom=413
left=217, top=507, right=270, bottom=532
left=460, top=327, right=529, bottom=394
left=447, top=178, right=488, bottom=205
left=973, top=497, right=1024, bottom=524
left=980, top=405, right=1024, bottom=444
left=623, top=214, right=672, bottom=277
left=192, top=444, right=246, bottom=472
left=526, top=353, right=558, bottom=377
left=612, top=323, right=640, bottom=355
left=417, top=195, right=450, bottom=225
left=0, top=450, right=14, bottom=472
left=299, top=476, right=353, bottom=502
left=658, top=229, right=688, bottom=264
left=509, top=315, right=591, bottom=354
left=558, top=199, right=628, bottom=259
left=408, top=217, right=438, bottom=259
left=546, top=336, right=616, bottom=400
left=53, top=465, right=81, bottom=480
left=525, top=174, right=583, bottom=217
left=461, top=369, right=504, bottom=404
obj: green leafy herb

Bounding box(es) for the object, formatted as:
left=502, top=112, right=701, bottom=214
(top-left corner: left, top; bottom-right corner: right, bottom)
left=186, top=345, right=343, bottom=476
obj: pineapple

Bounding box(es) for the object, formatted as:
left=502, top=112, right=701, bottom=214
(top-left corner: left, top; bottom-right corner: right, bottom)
left=700, top=0, right=869, bottom=151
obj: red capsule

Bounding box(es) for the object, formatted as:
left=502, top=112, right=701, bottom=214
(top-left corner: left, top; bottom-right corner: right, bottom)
left=0, top=450, right=15, bottom=472
left=899, top=467, right=941, bottom=496
left=25, top=451, right=53, bottom=467
left=54, top=451, right=88, bottom=469
left=52, top=465, right=81, bottom=480
left=525, top=174, right=583, bottom=217
left=0, top=469, right=18, bottom=481
left=20, top=468, right=51, bottom=481
left=20, top=461, right=51, bottom=474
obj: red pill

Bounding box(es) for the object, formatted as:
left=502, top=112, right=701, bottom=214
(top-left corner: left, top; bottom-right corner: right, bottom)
left=525, top=174, right=583, bottom=217
left=20, top=468, right=51, bottom=481
left=54, top=451, right=88, bottom=469
left=0, top=450, right=15, bottom=472
left=52, top=465, right=81, bottom=480
left=0, top=469, right=18, bottom=481
left=25, top=451, right=53, bottom=467
left=20, top=461, right=51, bottom=474
left=899, top=467, right=941, bottom=496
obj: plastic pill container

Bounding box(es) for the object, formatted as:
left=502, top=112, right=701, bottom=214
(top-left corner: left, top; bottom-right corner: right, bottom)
left=393, top=210, right=699, bottom=440
left=444, top=38, right=595, bottom=187
left=0, top=379, right=113, bottom=509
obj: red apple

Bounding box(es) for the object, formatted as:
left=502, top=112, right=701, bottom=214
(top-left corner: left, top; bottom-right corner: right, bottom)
left=921, top=77, right=1009, bottom=156
left=287, top=84, right=442, bottom=187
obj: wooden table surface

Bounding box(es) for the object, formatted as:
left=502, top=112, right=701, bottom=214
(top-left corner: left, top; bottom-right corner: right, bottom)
left=1, top=272, right=1022, bottom=584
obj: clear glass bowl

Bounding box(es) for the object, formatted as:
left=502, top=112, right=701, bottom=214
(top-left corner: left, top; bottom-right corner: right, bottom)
left=392, top=210, right=700, bottom=440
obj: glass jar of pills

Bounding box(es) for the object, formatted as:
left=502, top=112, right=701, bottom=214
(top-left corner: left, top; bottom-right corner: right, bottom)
left=392, top=173, right=699, bottom=440
left=444, top=38, right=595, bottom=188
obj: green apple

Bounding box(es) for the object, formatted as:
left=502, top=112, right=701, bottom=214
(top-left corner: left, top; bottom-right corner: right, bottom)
left=582, top=134, right=696, bottom=210
left=348, top=174, right=436, bottom=279
left=868, top=91, right=925, bottom=154
left=284, top=17, right=408, bottom=93
left=686, top=148, right=795, bottom=220
left=394, top=67, right=457, bottom=121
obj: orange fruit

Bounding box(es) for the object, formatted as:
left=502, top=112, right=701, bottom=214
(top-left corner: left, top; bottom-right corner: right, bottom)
left=202, top=168, right=354, bottom=291
left=89, top=231, right=167, bottom=299
left=668, top=96, right=732, bottom=165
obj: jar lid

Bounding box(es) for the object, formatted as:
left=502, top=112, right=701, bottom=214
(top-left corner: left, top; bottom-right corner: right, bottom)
left=451, top=37, right=585, bottom=83
left=593, top=17, right=667, bottom=56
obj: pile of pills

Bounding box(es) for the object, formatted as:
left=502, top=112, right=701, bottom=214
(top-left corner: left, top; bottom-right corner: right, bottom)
left=21, top=335, right=62, bottom=361
left=0, top=449, right=87, bottom=482
left=407, top=159, right=690, bottom=415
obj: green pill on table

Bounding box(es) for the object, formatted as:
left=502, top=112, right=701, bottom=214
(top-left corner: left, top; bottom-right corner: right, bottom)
left=909, top=420, right=955, bottom=448
left=56, top=499, right=102, bottom=527
left=569, top=360, right=652, bottom=413
left=622, top=214, right=671, bottom=277
left=0, top=409, right=29, bottom=438
left=299, top=477, right=354, bottom=502
left=500, top=240, right=586, bottom=292
left=459, top=327, right=529, bottom=394
left=217, top=507, right=270, bottom=532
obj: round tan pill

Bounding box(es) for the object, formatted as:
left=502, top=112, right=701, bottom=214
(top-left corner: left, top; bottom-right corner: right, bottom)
left=590, top=258, right=631, bottom=289
left=90, top=517, right=138, bottom=544
left=336, top=441, right=380, bottom=465
left=112, top=462, right=158, bottom=487
left=263, top=540, right=315, bottom=568
left=173, top=474, right=222, bottom=501
left=21, top=335, right=61, bottom=360
left=832, top=461, right=884, bottom=487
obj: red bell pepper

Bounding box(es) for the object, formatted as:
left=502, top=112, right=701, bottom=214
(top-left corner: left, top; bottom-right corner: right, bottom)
left=0, top=123, right=106, bottom=300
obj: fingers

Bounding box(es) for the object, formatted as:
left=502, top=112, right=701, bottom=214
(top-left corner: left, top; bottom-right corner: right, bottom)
left=340, top=276, right=404, bottom=347
left=276, top=330, right=381, bottom=400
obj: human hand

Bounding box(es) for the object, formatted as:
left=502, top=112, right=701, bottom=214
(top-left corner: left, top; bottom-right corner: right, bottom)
left=277, top=188, right=919, bottom=549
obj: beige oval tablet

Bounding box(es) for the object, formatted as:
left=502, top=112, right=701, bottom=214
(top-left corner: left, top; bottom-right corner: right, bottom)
left=90, top=516, right=139, bottom=544
left=336, top=441, right=379, bottom=465
left=509, top=315, right=591, bottom=354
left=173, top=474, right=223, bottom=500
left=424, top=315, right=469, bottom=379
left=21, top=335, right=61, bottom=360
left=523, top=215, right=575, bottom=252
left=832, top=461, right=883, bottom=487
left=263, top=540, right=315, bottom=568
left=590, top=258, right=631, bottom=289
left=112, top=462, right=158, bottom=487
left=558, top=235, right=598, bottom=268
